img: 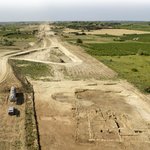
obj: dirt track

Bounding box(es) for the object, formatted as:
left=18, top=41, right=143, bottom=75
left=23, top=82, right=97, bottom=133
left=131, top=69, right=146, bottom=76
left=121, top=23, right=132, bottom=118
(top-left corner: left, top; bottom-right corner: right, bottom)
left=1, top=24, right=150, bottom=150
left=0, top=57, right=9, bottom=84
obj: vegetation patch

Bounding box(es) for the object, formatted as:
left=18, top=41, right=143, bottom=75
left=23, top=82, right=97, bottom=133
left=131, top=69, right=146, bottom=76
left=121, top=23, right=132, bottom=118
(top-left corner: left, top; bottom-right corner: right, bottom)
left=12, top=60, right=54, bottom=80
left=97, top=55, right=150, bottom=93
left=53, top=21, right=150, bottom=32
left=115, top=34, right=150, bottom=42
left=83, top=42, right=150, bottom=56
left=0, top=38, right=15, bottom=46
left=0, top=23, right=37, bottom=49
left=76, top=38, right=83, bottom=44
left=115, top=22, right=150, bottom=32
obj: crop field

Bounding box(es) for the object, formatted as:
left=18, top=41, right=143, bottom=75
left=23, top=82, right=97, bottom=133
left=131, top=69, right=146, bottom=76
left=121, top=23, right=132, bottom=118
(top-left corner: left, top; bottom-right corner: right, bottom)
left=117, top=34, right=150, bottom=42
left=83, top=42, right=150, bottom=56
left=81, top=41, right=150, bottom=92
left=60, top=22, right=150, bottom=93
left=115, top=22, right=150, bottom=32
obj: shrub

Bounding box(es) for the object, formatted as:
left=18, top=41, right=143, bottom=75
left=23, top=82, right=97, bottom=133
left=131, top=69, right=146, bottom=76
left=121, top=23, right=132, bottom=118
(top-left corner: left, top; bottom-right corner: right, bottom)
left=76, top=38, right=83, bottom=44
left=1, top=38, right=14, bottom=46
left=137, top=50, right=148, bottom=56
left=144, top=87, right=150, bottom=93
left=131, top=68, right=138, bottom=72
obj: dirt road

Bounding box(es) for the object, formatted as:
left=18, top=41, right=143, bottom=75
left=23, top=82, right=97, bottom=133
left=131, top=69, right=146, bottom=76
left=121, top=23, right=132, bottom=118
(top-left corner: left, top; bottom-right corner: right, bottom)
left=0, top=57, right=9, bottom=84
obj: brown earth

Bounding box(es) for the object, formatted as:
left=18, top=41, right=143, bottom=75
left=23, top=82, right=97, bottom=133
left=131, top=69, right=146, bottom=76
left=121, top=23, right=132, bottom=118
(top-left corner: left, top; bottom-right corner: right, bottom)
left=64, top=28, right=150, bottom=36
left=33, top=80, right=150, bottom=150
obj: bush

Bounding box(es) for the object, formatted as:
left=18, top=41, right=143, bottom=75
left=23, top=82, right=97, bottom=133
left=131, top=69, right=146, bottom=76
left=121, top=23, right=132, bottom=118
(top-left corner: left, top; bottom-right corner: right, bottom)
left=137, top=50, right=148, bottom=56
left=131, top=68, right=138, bottom=72
left=113, top=38, right=125, bottom=42
left=144, top=87, right=150, bottom=93
left=0, top=38, right=14, bottom=46
left=76, top=38, right=83, bottom=44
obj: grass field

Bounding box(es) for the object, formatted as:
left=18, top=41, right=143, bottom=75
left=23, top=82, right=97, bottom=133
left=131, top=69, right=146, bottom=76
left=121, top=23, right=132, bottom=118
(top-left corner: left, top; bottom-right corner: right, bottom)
left=13, top=60, right=54, bottom=80
left=54, top=21, right=150, bottom=32
left=97, top=55, right=150, bottom=92
left=81, top=41, right=150, bottom=92
left=83, top=42, right=150, bottom=56
left=117, top=34, right=150, bottom=42
left=115, top=22, right=150, bottom=32
left=0, top=23, right=37, bottom=49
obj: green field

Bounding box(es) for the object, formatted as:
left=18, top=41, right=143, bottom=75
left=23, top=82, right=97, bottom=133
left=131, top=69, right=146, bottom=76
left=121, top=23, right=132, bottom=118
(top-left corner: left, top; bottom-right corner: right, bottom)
left=0, top=23, right=37, bottom=49
left=83, top=42, right=150, bottom=56
left=81, top=40, right=150, bottom=93
left=12, top=60, right=53, bottom=80
left=60, top=23, right=150, bottom=93
left=98, top=55, right=150, bottom=92
left=115, top=22, right=150, bottom=31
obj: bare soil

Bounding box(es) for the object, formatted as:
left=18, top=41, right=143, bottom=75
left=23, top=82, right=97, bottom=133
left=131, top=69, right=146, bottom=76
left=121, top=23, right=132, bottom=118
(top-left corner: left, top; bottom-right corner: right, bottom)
left=64, top=28, right=150, bottom=36
left=33, top=80, right=150, bottom=150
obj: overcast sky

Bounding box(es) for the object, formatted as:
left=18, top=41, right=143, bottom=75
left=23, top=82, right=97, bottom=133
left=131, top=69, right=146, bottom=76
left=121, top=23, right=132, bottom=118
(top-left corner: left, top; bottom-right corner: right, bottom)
left=0, top=0, right=150, bottom=21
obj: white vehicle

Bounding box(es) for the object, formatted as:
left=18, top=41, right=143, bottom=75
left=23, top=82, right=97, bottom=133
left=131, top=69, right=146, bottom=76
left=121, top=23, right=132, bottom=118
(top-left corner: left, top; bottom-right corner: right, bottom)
left=8, top=107, right=15, bottom=115
left=9, top=86, right=17, bottom=102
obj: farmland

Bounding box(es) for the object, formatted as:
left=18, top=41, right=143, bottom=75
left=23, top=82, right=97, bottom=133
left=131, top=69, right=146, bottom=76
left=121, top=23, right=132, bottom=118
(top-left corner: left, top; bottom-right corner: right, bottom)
left=81, top=41, right=150, bottom=92
left=59, top=23, right=150, bottom=93
left=83, top=42, right=150, bottom=56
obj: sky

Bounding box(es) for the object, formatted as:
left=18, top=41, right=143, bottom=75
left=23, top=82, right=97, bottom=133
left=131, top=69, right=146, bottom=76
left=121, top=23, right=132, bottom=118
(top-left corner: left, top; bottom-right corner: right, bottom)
left=0, top=0, right=150, bottom=21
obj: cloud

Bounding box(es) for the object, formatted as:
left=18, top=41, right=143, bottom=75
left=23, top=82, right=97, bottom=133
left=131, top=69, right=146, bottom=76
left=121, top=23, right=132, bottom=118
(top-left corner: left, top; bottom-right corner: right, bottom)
left=0, top=0, right=150, bottom=21
left=0, top=0, right=44, bottom=8
left=0, top=0, right=150, bottom=9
